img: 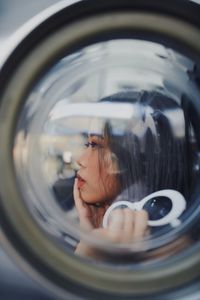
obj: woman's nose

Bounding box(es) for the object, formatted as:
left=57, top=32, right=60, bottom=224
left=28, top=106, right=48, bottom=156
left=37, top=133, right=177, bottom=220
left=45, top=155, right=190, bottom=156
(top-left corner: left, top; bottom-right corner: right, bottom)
left=76, top=149, right=90, bottom=168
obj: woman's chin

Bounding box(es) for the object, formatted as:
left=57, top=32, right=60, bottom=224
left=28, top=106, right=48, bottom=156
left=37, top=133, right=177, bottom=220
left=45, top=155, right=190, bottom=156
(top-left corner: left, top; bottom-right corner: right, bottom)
left=83, top=199, right=101, bottom=205
left=79, top=189, right=108, bottom=205
left=80, top=194, right=104, bottom=205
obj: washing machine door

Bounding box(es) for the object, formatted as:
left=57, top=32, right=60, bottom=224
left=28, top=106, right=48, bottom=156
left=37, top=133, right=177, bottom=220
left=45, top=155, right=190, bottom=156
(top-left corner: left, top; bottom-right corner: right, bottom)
left=1, top=0, right=200, bottom=299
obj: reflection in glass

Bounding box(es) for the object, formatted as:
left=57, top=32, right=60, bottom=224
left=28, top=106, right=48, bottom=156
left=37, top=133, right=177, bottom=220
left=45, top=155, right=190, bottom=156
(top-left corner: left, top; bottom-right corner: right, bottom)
left=13, top=39, right=200, bottom=263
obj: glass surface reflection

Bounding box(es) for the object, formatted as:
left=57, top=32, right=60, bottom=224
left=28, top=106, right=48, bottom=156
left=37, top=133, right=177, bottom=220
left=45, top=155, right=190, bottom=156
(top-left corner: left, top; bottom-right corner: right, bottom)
left=13, top=39, right=200, bottom=264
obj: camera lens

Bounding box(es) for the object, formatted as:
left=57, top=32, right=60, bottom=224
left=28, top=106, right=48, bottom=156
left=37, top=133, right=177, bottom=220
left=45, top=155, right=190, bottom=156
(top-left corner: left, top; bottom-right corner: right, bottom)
left=0, top=1, right=200, bottom=299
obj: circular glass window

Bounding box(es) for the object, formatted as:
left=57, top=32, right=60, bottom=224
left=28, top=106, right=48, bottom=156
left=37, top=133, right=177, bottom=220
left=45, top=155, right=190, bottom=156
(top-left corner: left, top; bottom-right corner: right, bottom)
left=13, top=38, right=200, bottom=260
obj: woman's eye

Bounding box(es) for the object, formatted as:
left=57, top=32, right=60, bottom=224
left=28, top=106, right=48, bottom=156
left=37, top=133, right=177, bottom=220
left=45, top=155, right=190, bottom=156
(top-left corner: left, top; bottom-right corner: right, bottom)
left=84, top=142, right=90, bottom=148
left=90, top=141, right=98, bottom=148
left=84, top=141, right=99, bottom=149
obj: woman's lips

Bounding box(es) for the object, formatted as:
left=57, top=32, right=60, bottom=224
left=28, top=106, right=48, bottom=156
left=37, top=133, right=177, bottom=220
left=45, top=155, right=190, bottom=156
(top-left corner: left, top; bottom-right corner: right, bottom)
left=77, top=174, right=86, bottom=189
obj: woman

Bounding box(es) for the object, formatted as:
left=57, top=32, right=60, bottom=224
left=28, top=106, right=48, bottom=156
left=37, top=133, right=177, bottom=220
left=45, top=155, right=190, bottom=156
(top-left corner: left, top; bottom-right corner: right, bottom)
left=73, top=90, right=197, bottom=257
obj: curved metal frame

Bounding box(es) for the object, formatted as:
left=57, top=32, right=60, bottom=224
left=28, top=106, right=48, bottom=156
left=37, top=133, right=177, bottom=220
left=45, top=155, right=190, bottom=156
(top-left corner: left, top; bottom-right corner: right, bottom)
left=0, top=1, right=200, bottom=299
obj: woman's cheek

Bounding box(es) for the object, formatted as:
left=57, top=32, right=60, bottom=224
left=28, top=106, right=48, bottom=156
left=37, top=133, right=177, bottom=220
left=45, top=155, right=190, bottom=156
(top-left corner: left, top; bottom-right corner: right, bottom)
left=103, top=151, right=119, bottom=176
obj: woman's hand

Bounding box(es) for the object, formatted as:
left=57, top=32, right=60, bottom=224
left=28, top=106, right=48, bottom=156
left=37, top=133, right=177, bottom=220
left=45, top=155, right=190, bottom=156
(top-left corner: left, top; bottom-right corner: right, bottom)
left=73, top=178, right=108, bottom=231
left=75, top=209, right=149, bottom=258
left=102, top=207, right=149, bottom=243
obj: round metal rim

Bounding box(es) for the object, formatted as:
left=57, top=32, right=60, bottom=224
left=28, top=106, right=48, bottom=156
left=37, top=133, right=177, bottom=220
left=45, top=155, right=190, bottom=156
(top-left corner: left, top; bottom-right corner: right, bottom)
left=0, top=2, right=200, bottom=299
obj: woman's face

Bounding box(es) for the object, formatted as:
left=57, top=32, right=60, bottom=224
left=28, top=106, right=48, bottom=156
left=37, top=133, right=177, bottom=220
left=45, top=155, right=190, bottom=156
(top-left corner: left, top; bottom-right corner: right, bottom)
left=76, top=135, right=119, bottom=204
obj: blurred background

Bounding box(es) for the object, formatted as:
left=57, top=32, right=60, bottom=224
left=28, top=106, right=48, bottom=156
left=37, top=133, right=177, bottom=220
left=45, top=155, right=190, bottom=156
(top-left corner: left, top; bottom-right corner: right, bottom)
left=0, top=0, right=57, bottom=40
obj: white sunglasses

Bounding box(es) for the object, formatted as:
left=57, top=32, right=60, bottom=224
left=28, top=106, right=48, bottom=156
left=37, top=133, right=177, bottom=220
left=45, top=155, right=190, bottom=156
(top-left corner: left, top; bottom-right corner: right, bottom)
left=103, top=189, right=186, bottom=229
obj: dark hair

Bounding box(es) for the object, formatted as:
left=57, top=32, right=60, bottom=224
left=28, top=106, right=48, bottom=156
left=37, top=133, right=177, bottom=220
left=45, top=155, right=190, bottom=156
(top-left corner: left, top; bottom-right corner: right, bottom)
left=99, top=90, right=197, bottom=203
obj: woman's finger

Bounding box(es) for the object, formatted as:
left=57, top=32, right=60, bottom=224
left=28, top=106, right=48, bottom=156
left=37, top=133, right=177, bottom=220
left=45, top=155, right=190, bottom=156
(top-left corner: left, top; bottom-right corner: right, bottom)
left=122, top=208, right=135, bottom=243
left=107, top=208, right=124, bottom=242
left=73, top=178, right=87, bottom=215
left=73, top=179, right=93, bottom=230
left=132, top=210, right=149, bottom=239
